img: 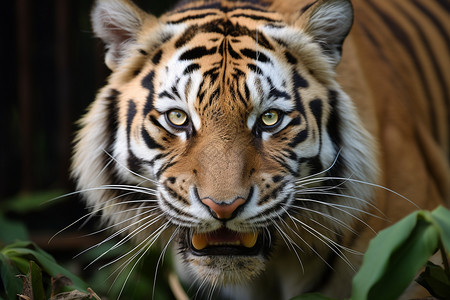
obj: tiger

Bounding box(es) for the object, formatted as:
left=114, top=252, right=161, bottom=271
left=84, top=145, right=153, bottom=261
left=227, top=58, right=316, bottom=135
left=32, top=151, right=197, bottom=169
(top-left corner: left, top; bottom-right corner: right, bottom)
left=71, top=0, right=449, bottom=298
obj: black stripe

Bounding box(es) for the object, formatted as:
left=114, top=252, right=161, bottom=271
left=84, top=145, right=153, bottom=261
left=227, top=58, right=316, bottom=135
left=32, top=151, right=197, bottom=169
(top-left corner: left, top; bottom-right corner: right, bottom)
left=149, top=115, right=167, bottom=132
left=127, top=150, right=142, bottom=175
left=284, top=51, right=298, bottom=64
left=102, top=89, right=138, bottom=203
left=326, top=90, right=342, bottom=152
left=270, top=154, right=299, bottom=177
left=293, top=71, right=307, bottom=115
left=156, top=160, right=177, bottom=179
left=167, top=12, right=219, bottom=25
left=147, top=153, right=168, bottom=167
left=227, top=43, right=242, bottom=59
left=126, top=100, right=137, bottom=144
left=165, top=185, right=190, bottom=205
left=175, top=24, right=199, bottom=48
left=325, top=90, right=345, bottom=186
left=288, top=130, right=308, bottom=148
left=286, top=116, right=302, bottom=127
left=293, top=70, right=309, bottom=88
left=247, top=63, right=263, bottom=74
left=240, top=48, right=271, bottom=63
left=258, top=181, right=289, bottom=205
left=268, top=85, right=291, bottom=101
left=142, top=71, right=155, bottom=116
left=183, top=63, right=200, bottom=75
left=141, top=127, right=164, bottom=150
left=151, top=49, right=163, bottom=65
left=179, top=46, right=217, bottom=60
left=301, top=1, right=318, bottom=13
left=309, top=98, right=323, bottom=139
left=208, top=88, right=220, bottom=107
left=230, top=13, right=281, bottom=23
left=173, top=1, right=222, bottom=13
left=158, top=90, right=176, bottom=101
left=105, top=89, right=120, bottom=155
left=160, top=195, right=193, bottom=223
left=236, top=83, right=249, bottom=108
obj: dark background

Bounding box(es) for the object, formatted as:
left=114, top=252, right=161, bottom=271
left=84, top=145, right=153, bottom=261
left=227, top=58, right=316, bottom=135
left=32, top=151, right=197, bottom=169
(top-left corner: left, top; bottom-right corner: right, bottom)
left=1, top=0, right=178, bottom=255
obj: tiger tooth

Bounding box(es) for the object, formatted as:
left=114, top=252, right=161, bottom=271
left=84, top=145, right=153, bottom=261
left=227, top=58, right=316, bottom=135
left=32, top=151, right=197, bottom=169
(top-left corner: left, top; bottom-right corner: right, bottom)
left=192, top=233, right=208, bottom=250
left=241, top=232, right=258, bottom=248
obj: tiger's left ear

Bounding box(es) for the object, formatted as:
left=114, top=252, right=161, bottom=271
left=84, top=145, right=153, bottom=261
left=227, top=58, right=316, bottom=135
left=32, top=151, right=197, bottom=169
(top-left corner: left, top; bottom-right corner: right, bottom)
left=297, top=0, right=353, bottom=66
left=91, top=0, right=156, bottom=70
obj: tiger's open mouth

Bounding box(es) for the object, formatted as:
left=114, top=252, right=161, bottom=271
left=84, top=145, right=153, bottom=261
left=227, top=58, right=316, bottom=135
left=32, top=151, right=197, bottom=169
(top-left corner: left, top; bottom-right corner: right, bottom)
left=188, top=227, right=264, bottom=256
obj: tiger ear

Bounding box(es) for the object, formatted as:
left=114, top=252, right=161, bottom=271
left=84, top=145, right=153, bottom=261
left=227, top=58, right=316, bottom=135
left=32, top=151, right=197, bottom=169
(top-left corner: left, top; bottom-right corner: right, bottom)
left=91, top=0, right=150, bottom=70
left=297, top=0, right=353, bottom=66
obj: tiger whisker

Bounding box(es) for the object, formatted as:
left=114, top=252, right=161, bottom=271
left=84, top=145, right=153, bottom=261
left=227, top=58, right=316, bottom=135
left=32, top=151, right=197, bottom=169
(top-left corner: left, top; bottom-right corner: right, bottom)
left=282, top=203, right=357, bottom=235
left=293, top=196, right=383, bottom=225
left=115, top=222, right=172, bottom=300
left=290, top=200, right=377, bottom=235
left=276, top=211, right=335, bottom=270
left=295, top=148, right=343, bottom=184
left=297, top=176, right=418, bottom=209
left=103, top=149, right=158, bottom=185
left=194, top=275, right=210, bottom=300
left=271, top=215, right=305, bottom=272
left=207, top=277, right=219, bottom=300
left=80, top=207, right=159, bottom=238
left=104, top=221, right=171, bottom=296
left=295, top=188, right=386, bottom=219
left=153, top=224, right=179, bottom=300
left=82, top=214, right=164, bottom=268
left=287, top=214, right=360, bottom=270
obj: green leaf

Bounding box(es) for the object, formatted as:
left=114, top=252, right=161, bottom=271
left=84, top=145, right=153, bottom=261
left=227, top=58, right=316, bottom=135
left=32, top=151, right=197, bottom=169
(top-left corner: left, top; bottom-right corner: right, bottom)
left=1, top=241, right=89, bottom=292
left=29, top=261, right=46, bottom=300
left=431, top=206, right=450, bottom=252
left=351, top=207, right=448, bottom=300
left=416, top=261, right=450, bottom=300
left=0, top=253, right=23, bottom=300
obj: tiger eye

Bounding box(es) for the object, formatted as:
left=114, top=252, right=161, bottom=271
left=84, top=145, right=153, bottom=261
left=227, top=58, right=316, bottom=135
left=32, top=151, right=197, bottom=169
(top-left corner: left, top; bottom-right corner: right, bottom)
left=261, top=110, right=280, bottom=127
left=167, top=109, right=188, bottom=126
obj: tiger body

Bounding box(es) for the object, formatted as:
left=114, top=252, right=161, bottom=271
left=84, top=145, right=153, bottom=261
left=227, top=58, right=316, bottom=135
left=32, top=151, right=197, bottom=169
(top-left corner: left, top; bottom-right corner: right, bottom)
left=72, top=0, right=449, bottom=298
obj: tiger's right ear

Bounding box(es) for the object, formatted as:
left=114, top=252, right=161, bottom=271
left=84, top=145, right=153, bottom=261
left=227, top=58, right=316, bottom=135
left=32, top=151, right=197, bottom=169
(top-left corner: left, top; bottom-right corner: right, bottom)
left=295, top=0, right=353, bottom=66
left=91, top=0, right=152, bottom=70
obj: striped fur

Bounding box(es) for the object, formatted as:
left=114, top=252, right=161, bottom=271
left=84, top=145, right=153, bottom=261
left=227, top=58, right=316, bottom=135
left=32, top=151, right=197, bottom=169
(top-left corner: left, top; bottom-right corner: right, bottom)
left=72, top=0, right=449, bottom=298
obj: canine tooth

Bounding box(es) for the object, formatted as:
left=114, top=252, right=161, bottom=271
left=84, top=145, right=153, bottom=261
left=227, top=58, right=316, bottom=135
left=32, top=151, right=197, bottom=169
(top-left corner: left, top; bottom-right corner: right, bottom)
left=241, top=232, right=258, bottom=248
left=192, top=233, right=208, bottom=250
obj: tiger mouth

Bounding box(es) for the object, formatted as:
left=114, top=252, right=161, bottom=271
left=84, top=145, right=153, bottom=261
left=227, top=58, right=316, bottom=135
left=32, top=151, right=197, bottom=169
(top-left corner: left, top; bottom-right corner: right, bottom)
left=188, top=227, right=264, bottom=256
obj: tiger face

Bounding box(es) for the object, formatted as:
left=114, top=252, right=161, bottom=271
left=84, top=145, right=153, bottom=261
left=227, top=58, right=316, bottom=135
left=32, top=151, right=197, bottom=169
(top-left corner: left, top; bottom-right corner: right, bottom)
left=73, top=0, right=377, bottom=296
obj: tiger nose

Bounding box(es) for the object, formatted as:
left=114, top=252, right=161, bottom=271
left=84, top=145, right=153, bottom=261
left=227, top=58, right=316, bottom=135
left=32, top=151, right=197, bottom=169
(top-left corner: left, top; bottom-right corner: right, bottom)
left=201, top=197, right=246, bottom=220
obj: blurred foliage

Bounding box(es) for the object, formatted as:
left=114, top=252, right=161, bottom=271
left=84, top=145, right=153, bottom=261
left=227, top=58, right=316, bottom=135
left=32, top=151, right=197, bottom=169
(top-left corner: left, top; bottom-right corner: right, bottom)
left=292, top=206, right=450, bottom=300
left=0, top=188, right=176, bottom=300
left=0, top=242, right=90, bottom=300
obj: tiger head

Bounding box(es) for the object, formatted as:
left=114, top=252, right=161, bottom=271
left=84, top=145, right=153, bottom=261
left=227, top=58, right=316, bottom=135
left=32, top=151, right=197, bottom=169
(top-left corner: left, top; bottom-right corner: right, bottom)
left=72, top=0, right=377, bottom=290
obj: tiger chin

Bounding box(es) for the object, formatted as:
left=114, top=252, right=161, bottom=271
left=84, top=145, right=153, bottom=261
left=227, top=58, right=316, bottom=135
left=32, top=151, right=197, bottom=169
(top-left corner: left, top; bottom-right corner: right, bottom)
left=71, top=0, right=448, bottom=299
